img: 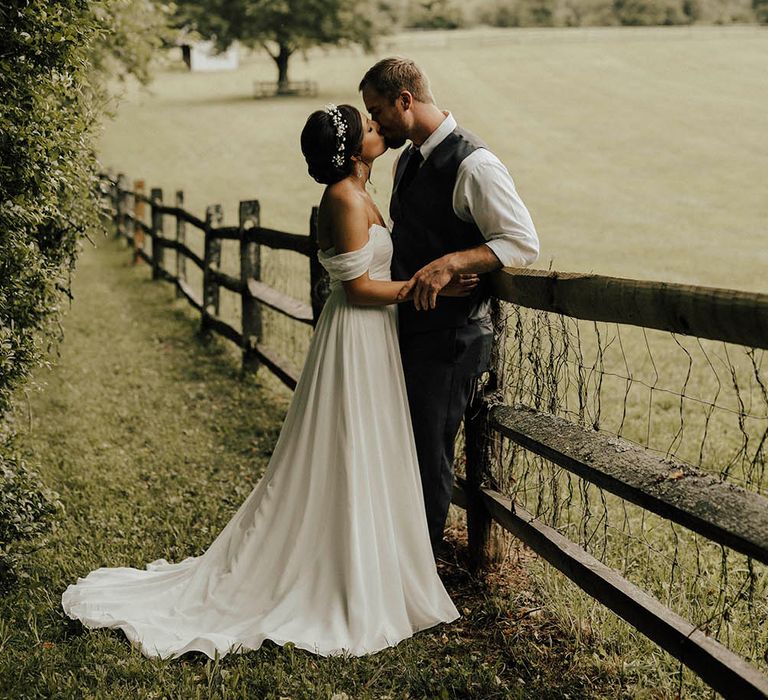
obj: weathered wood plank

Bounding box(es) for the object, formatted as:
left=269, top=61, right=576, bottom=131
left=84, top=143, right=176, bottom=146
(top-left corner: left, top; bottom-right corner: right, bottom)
left=252, top=342, right=300, bottom=390
left=490, top=405, right=768, bottom=565
left=153, top=204, right=206, bottom=231
left=491, top=268, right=768, bottom=350
left=131, top=191, right=152, bottom=206
left=245, top=226, right=315, bottom=256
left=158, top=239, right=204, bottom=270
left=210, top=225, right=241, bottom=240
left=137, top=219, right=152, bottom=235
left=177, top=278, right=202, bottom=311
left=215, top=224, right=315, bottom=252
left=205, top=314, right=242, bottom=347
left=210, top=268, right=244, bottom=294
left=246, top=279, right=313, bottom=325
left=451, top=481, right=768, bottom=700
left=124, top=213, right=152, bottom=235
left=135, top=248, right=151, bottom=266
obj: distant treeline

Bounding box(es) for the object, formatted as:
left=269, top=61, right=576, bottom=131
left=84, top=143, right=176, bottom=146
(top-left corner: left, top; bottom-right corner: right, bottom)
left=396, top=0, right=767, bottom=28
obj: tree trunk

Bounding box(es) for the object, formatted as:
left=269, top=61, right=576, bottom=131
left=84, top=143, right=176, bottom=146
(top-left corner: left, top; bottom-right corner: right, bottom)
left=275, top=44, right=291, bottom=93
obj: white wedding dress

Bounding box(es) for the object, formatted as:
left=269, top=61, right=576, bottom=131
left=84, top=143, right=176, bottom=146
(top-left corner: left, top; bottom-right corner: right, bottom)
left=61, top=223, right=459, bottom=659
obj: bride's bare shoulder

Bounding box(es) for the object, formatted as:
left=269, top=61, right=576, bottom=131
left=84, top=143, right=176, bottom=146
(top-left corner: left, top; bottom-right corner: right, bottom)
left=321, top=179, right=365, bottom=212
left=318, top=181, right=370, bottom=253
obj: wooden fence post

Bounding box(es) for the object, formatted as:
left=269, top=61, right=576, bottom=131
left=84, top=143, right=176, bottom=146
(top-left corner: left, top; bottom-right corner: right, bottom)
left=239, top=200, right=262, bottom=374
left=201, top=204, right=223, bottom=334
left=123, top=186, right=135, bottom=246
left=309, top=206, right=330, bottom=326
left=108, top=173, right=120, bottom=236
left=150, top=188, right=164, bottom=279
left=465, top=396, right=493, bottom=572
left=175, top=190, right=186, bottom=299
left=464, top=298, right=506, bottom=572
left=116, top=173, right=128, bottom=239
left=133, top=179, right=146, bottom=264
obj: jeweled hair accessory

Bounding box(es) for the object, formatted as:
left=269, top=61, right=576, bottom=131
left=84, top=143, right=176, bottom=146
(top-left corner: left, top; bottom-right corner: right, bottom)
left=323, top=103, right=347, bottom=169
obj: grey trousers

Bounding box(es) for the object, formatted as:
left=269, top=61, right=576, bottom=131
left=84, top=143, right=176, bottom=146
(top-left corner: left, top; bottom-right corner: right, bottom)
left=400, top=318, right=493, bottom=548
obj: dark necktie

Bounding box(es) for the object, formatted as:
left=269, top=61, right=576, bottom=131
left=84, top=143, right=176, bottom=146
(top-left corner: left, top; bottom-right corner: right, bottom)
left=398, top=147, right=422, bottom=192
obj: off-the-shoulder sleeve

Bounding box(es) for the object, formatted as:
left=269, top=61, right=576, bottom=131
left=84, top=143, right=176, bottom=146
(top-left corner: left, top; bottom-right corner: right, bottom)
left=318, top=238, right=375, bottom=281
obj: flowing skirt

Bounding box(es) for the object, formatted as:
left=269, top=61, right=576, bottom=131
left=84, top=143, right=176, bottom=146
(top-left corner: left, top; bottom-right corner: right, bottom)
left=61, top=289, right=459, bottom=659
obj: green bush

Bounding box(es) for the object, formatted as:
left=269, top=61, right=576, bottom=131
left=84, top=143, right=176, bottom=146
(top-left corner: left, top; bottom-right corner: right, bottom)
left=613, top=0, right=690, bottom=23
left=693, top=0, right=758, bottom=21
left=473, top=0, right=755, bottom=24
left=405, top=0, right=466, bottom=28
left=561, top=0, right=621, bottom=23
left=477, top=1, right=521, bottom=26
left=0, top=428, right=62, bottom=589
left=0, top=0, right=167, bottom=589
left=476, top=0, right=540, bottom=26
left=0, top=1, right=167, bottom=418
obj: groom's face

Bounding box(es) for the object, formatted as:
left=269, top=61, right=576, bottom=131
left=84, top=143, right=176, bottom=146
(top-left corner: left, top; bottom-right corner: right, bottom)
left=362, top=86, right=408, bottom=150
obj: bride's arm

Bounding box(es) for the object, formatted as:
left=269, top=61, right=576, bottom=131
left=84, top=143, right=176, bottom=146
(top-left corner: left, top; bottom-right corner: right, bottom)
left=322, top=188, right=410, bottom=306
left=324, top=186, right=477, bottom=306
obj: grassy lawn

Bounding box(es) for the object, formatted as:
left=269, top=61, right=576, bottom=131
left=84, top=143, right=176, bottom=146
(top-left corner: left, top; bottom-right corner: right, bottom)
left=1, top=234, right=634, bottom=699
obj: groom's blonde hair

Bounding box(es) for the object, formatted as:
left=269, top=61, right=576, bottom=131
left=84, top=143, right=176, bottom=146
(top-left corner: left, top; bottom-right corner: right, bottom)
left=359, top=57, right=435, bottom=105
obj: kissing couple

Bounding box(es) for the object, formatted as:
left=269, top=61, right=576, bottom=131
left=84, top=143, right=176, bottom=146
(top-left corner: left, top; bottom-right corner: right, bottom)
left=62, top=57, right=539, bottom=659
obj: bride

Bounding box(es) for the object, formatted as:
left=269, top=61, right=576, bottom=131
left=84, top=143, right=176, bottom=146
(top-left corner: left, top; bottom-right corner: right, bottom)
left=61, top=103, right=477, bottom=659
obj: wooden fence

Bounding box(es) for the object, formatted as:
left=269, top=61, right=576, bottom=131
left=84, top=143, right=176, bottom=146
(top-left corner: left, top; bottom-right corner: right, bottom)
left=108, top=173, right=325, bottom=390
left=102, top=173, right=768, bottom=699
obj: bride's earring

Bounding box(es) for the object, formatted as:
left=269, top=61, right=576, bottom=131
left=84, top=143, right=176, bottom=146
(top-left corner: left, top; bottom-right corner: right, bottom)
left=355, top=161, right=364, bottom=180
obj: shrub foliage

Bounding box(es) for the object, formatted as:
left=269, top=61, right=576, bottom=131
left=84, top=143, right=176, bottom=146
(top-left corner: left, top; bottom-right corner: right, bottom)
left=0, top=0, right=167, bottom=588
left=0, top=425, right=62, bottom=589
left=404, top=0, right=763, bottom=26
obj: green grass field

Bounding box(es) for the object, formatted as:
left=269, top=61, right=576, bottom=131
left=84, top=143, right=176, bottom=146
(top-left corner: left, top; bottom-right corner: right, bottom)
left=58, top=24, right=767, bottom=698
left=102, top=25, right=767, bottom=291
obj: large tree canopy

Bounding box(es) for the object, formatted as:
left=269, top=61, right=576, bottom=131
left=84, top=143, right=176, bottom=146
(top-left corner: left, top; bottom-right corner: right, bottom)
left=176, top=0, right=385, bottom=90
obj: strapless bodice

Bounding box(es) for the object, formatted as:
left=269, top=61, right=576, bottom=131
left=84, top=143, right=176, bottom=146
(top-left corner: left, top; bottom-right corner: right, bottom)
left=317, top=224, right=392, bottom=290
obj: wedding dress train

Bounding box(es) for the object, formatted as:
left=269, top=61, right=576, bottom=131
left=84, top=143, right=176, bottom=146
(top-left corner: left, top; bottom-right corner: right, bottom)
left=61, top=224, right=459, bottom=659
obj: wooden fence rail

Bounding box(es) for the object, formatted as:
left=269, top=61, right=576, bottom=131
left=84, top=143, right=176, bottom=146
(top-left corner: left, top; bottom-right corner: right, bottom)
left=106, top=173, right=313, bottom=389
left=100, top=172, right=768, bottom=699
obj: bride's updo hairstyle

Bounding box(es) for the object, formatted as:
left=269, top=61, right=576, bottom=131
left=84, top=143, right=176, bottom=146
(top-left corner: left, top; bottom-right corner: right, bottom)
left=301, top=104, right=364, bottom=185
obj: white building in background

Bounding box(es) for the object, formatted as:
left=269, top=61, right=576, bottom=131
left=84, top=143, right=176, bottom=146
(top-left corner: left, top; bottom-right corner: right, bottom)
left=181, top=41, right=239, bottom=72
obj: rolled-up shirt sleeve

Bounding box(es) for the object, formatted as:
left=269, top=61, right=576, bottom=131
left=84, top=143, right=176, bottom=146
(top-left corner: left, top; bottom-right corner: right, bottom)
left=453, top=150, right=539, bottom=268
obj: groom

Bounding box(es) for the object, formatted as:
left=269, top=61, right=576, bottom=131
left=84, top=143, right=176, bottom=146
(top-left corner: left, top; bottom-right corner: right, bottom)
left=359, top=57, right=539, bottom=554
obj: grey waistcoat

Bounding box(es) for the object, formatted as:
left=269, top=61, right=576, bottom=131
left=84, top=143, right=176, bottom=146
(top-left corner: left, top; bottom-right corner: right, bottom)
left=390, top=125, right=490, bottom=336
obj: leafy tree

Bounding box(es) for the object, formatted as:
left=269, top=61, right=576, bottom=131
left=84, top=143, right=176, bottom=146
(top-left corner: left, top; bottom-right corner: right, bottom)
left=175, top=0, right=384, bottom=92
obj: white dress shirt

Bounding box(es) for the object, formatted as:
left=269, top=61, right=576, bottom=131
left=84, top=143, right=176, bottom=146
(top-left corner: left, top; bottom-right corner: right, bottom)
left=391, top=112, right=539, bottom=268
